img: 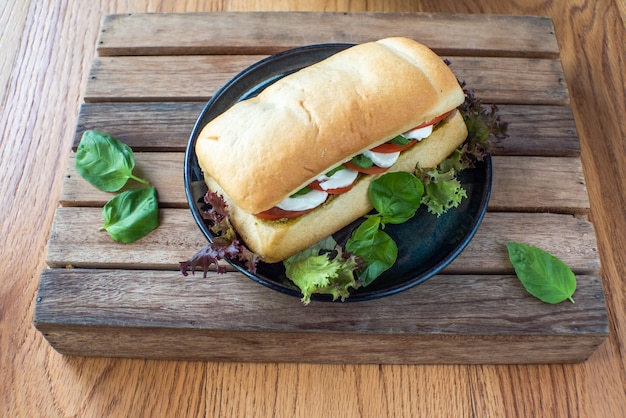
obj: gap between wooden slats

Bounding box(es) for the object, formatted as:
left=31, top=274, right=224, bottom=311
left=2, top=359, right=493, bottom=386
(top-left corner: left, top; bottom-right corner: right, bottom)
left=96, top=12, right=560, bottom=59
left=59, top=155, right=591, bottom=213
left=83, top=56, right=569, bottom=105
left=45, top=209, right=600, bottom=275
left=71, top=103, right=581, bottom=156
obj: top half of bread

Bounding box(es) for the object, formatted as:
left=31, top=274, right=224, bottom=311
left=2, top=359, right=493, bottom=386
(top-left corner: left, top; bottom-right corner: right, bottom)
left=195, top=37, right=465, bottom=214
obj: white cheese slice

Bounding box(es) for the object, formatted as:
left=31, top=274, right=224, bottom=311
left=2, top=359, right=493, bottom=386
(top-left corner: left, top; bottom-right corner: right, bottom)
left=403, top=124, right=433, bottom=141
left=316, top=168, right=359, bottom=190
left=276, top=189, right=328, bottom=211
left=362, top=150, right=400, bottom=168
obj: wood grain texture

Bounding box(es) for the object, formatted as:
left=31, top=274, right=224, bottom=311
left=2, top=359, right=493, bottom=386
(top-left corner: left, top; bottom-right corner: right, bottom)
left=2, top=2, right=626, bottom=418
left=97, top=12, right=560, bottom=57
left=74, top=102, right=205, bottom=151
left=84, top=55, right=570, bottom=104
left=44, top=209, right=601, bottom=274
left=34, top=269, right=607, bottom=363
left=72, top=103, right=582, bottom=155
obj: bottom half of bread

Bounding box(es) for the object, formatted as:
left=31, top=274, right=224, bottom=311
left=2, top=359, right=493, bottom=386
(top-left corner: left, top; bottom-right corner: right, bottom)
left=204, top=111, right=468, bottom=263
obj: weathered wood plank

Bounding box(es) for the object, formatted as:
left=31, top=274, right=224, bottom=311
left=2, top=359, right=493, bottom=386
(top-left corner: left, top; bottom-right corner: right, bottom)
left=45, top=209, right=600, bottom=275
left=446, top=212, right=600, bottom=274
left=59, top=154, right=591, bottom=214
left=71, top=103, right=580, bottom=156
left=74, top=102, right=205, bottom=151
left=83, top=56, right=569, bottom=105
left=490, top=156, right=590, bottom=214
left=60, top=152, right=187, bottom=208
left=33, top=269, right=607, bottom=363
left=46, top=207, right=208, bottom=270
left=495, top=104, right=580, bottom=156
left=32, top=325, right=608, bottom=363
left=97, top=12, right=560, bottom=58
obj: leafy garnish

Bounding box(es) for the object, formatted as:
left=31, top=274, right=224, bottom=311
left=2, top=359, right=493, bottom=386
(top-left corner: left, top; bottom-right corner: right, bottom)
left=100, top=186, right=159, bottom=243
left=368, top=171, right=424, bottom=224
left=458, top=82, right=508, bottom=167
left=506, top=242, right=576, bottom=304
left=285, top=172, right=423, bottom=296
left=74, top=130, right=160, bottom=242
left=179, top=190, right=259, bottom=277
left=420, top=172, right=467, bottom=217
left=416, top=83, right=508, bottom=216
left=345, top=217, right=397, bottom=286
left=345, top=172, right=423, bottom=285
left=75, top=130, right=150, bottom=192
left=283, top=237, right=361, bottom=304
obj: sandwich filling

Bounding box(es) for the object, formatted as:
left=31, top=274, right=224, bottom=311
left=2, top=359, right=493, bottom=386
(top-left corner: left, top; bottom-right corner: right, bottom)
left=254, top=111, right=450, bottom=220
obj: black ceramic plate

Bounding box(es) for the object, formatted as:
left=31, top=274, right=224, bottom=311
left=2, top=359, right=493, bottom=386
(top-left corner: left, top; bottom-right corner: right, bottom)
left=184, top=44, right=492, bottom=302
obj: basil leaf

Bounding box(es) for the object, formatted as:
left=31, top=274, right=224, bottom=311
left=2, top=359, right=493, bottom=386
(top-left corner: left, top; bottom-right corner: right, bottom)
left=369, top=172, right=424, bottom=224
left=100, top=187, right=159, bottom=243
left=506, top=242, right=576, bottom=304
left=346, top=216, right=397, bottom=286
left=325, top=165, right=346, bottom=177
left=390, top=134, right=411, bottom=145
left=290, top=187, right=312, bottom=197
left=350, top=154, right=374, bottom=169
left=75, top=130, right=149, bottom=192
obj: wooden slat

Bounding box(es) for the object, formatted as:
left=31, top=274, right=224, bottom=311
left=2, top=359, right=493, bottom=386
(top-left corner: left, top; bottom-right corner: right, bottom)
left=446, top=212, right=600, bottom=274
left=60, top=152, right=187, bottom=208
left=495, top=104, right=580, bottom=156
left=74, top=102, right=204, bottom=151
left=59, top=154, right=590, bottom=214
left=85, top=55, right=260, bottom=102
left=97, top=12, right=560, bottom=58
left=45, top=209, right=600, bottom=275
left=46, top=207, right=208, bottom=270
left=33, top=269, right=607, bottom=363
left=71, top=103, right=581, bottom=157
left=490, top=156, right=590, bottom=214
left=83, top=56, right=569, bottom=105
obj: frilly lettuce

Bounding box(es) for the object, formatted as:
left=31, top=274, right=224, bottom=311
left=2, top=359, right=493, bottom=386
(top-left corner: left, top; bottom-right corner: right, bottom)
left=283, top=237, right=361, bottom=304
left=416, top=84, right=508, bottom=216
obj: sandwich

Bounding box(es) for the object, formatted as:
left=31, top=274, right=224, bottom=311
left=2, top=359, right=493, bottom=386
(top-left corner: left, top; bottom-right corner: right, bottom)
left=195, top=37, right=468, bottom=263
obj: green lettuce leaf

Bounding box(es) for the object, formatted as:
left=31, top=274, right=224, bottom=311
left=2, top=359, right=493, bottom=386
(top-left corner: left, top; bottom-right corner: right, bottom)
left=420, top=171, right=467, bottom=216
left=416, top=158, right=467, bottom=217
left=283, top=237, right=361, bottom=304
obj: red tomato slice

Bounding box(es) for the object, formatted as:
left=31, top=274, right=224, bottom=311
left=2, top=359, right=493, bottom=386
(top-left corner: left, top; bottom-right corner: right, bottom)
left=413, top=111, right=451, bottom=130
left=370, top=140, right=417, bottom=153
left=344, top=161, right=390, bottom=174
left=309, top=180, right=356, bottom=195
left=254, top=207, right=315, bottom=220
left=369, top=111, right=452, bottom=154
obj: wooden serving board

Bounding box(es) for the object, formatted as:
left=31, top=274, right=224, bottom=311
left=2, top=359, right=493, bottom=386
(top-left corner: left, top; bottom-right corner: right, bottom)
left=34, top=12, right=608, bottom=364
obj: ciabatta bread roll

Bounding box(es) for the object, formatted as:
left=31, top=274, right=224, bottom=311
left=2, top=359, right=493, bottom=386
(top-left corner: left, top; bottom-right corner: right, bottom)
left=195, top=37, right=467, bottom=262
left=205, top=112, right=467, bottom=262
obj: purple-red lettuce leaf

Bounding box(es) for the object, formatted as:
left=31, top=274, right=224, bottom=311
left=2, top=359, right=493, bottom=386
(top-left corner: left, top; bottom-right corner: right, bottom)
left=180, top=191, right=259, bottom=277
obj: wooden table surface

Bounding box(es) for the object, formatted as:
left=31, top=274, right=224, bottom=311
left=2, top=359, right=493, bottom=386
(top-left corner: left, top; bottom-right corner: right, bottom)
left=1, top=1, right=625, bottom=417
